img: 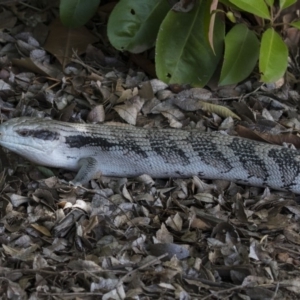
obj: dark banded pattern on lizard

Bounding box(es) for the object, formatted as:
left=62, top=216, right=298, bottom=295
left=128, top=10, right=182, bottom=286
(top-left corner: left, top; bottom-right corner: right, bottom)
left=0, top=117, right=300, bottom=193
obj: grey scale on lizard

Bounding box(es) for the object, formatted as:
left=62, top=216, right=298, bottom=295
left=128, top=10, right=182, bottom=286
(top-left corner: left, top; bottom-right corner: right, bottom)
left=0, top=117, right=300, bottom=193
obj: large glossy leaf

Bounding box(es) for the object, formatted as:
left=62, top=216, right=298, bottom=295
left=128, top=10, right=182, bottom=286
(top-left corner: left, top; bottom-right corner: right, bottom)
left=219, top=24, right=259, bottom=86
left=107, top=0, right=170, bottom=53
left=265, top=0, right=274, bottom=6
left=280, top=0, right=296, bottom=10
left=156, top=0, right=224, bottom=87
left=229, top=0, right=270, bottom=19
left=219, top=0, right=242, bottom=10
left=259, top=28, right=288, bottom=83
left=60, top=0, right=100, bottom=28
left=291, top=21, right=300, bottom=29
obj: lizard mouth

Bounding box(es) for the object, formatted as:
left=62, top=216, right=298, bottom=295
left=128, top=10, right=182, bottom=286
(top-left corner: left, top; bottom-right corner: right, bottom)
left=0, top=139, right=46, bottom=153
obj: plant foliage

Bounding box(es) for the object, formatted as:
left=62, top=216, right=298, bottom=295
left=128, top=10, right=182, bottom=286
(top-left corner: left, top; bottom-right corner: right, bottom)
left=155, top=0, right=224, bottom=87
left=104, top=0, right=297, bottom=86
left=107, top=0, right=170, bottom=53
left=60, top=0, right=100, bottom=28
left=60, top=0, right=300, bottom=87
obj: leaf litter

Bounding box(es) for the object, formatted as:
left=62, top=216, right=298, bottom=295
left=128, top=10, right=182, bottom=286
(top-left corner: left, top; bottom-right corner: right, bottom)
left=0, top=2, right=299, bottom=300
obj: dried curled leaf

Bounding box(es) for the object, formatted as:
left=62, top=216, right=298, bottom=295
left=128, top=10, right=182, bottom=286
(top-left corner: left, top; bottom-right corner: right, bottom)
left=199, top=101, right=241, bottom=120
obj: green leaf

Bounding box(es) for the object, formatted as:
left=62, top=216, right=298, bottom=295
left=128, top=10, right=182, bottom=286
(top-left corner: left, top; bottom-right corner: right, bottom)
left=219, top=24, right=259, bottom=86
left=219, top=0, right=241, bottom=10
left=265, top=0, right=274, bottom=6
left=259, top=28, right=288, bottom=83
left=280, top=0, right=296, bottom=10
left=107, top=0, right=170, bottom=53
left=36, top=166, right=56, bottom=178
left=60, top=0, right=100, bottom=28
left=229, top=0, right=270, bottom=19
left=290, top=20, right=300, bottom=29
left=156, top=0, right=224, bottom=87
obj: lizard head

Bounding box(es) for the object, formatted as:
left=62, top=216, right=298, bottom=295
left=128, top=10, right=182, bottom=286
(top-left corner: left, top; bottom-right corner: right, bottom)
left=0, top=117, right=62, bottom=163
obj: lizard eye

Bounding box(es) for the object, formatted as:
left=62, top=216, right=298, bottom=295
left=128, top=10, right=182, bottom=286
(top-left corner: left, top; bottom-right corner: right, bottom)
left=16, top=129, right=59, bottom=140
left=17, top=130, right=29, bottom=137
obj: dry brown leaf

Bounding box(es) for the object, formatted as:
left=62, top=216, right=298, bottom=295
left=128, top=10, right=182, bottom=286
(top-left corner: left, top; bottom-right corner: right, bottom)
left=236, top=125, right=300, bottom=148
left=0, top=11, right=17, bottom=29
left=193, top=193, right=216, bottom=204
left=87, top=105, right=105, bottom=123
left=0, top=79, right=12, bottom=92
left=130, top=217, right=151, bottom=226
left=190, top=217, right=211, bottom=230
left=200, top=101, right=241, bottom=119
left=12, top=52, right=64, bottom=78
left=150, top=79, right=168, bottom=93
left=165, top=213, right=183, bottom=231
left=102, top=284, right=126, bottom=300
left=161, top=110, right=184, bottom=128
left=284, top=228, right=300, bottom=245
left=3, top=244, right=39, bottom=261
left=281, top=278, right=300, bottom=294
left=68, top=259, right=103, bottom=272
left=156, top=223, right=173, bottom=243
left=44, top=18, right=98, bottom=68
left=31, top=223, right=52, bottom=237
left=8, top=194, right=30, bottom=207
left=114, top=96, right=144, bottom=125
left=139, top=81, right=155, bottom=100
left=147, top=243, right=190, bottom=260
